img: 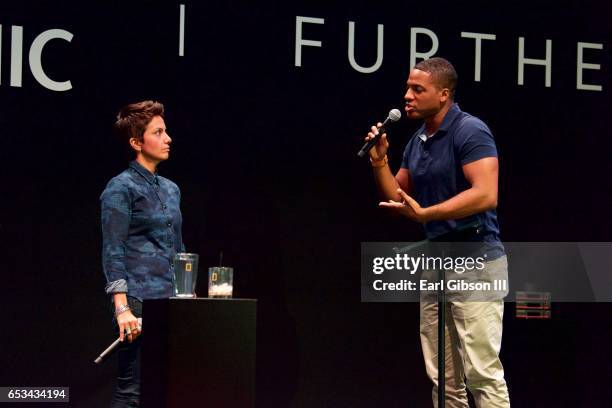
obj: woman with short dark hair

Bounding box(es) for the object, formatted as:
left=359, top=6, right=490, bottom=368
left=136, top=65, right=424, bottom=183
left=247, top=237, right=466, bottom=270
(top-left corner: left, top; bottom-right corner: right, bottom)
left=101, top=100, right=184, bottom=407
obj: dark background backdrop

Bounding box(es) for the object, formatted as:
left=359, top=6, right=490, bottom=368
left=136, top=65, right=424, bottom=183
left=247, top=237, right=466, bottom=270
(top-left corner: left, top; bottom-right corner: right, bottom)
left=0, top=1, right=611, bottom=406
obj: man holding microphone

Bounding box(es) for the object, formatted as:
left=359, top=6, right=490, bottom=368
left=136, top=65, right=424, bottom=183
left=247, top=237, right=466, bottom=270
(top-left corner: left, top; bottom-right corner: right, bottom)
left=365, top=58, right=510, bottom=407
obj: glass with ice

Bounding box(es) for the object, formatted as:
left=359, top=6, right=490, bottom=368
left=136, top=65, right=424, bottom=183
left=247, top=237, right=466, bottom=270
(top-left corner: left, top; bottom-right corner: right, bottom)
left=208, top=267, right=233, bottom=298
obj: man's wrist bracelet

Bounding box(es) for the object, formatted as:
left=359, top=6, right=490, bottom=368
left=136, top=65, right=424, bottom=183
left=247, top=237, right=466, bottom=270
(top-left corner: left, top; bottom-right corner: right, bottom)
left=370, top=155, right=388, bottom=168
left=115, top=304, right=131, bottom=316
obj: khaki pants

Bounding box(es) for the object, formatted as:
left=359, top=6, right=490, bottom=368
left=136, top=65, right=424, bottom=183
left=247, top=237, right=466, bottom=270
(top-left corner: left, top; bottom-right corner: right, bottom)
left=420, top=258, right=510, bottom=407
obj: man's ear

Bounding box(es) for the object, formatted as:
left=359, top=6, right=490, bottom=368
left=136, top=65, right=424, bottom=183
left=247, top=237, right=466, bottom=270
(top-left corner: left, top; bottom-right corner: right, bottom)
left=439, top=88, right=450, bottom=103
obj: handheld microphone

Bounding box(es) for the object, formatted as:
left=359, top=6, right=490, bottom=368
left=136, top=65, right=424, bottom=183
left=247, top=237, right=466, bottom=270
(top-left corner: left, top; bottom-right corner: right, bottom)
left=94, top=318, right=142, bottom=365
left=357, top=108, right=401, bottom=158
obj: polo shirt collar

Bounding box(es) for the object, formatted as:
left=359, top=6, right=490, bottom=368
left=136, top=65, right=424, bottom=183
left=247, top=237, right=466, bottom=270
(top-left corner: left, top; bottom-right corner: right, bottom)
left=417, top=103, right=461, bottom=142
left=129, top=160, right=159, bottom=185
left=437, top=103, right=461, bottom=134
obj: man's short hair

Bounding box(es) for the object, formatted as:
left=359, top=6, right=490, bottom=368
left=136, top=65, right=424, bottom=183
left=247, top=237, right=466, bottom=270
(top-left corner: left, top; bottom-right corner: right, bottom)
left=114, top=100, right=164, bottom=144
left=414, top=57, right=458, bottom=99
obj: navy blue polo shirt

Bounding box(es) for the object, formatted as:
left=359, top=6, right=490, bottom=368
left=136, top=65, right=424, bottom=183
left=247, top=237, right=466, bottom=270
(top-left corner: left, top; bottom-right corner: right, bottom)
left=401, top=103, right=504, bottom=259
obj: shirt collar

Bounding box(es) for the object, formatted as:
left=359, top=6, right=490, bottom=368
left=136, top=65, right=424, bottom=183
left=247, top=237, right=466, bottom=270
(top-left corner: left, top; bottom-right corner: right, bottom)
left=437, top=103, right=461, bottom=134
left=417, top=103, right=461, bottom=142
left=129, top=160, right=159, bottom=185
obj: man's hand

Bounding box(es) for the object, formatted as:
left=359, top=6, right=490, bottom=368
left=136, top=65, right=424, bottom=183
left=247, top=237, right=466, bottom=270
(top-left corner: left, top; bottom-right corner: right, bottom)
left=365, top=122, right=388, bottom=161
left=379, top=188, right=430, bottom=223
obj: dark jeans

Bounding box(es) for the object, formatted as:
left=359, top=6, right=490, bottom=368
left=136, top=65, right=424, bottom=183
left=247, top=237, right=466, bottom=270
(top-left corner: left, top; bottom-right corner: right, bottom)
left=110, top=297, right=143, bottom=408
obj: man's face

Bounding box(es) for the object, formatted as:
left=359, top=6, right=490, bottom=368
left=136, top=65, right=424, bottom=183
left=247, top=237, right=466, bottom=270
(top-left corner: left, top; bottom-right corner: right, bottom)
left=137, top=115, right=172, bottom=162
left=404, top=69, right=448, bottom=120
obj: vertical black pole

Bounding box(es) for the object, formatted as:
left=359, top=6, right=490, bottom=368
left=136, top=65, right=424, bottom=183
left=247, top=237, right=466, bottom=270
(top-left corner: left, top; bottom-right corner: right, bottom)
left=438, top=262, right=445, bottom=407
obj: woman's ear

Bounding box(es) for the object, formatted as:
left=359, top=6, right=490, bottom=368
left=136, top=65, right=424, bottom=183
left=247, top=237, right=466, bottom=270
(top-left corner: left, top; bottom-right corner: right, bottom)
left=129, top=137, right=142, bottom=152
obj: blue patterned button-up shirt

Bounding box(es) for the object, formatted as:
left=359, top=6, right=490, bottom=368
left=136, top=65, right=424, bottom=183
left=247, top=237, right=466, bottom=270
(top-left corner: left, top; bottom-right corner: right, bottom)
left=100, top=161, right=184, bottom=300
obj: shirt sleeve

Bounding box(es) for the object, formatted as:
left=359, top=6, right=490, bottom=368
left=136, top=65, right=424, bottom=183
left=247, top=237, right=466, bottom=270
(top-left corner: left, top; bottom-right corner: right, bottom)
left=455, top=117, right=498, bottom=165
left=100, top=179, right=131, bottom=294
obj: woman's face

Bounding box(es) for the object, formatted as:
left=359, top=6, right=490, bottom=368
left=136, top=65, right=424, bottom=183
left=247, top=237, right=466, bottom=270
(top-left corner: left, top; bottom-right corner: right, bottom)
left=137, top=115, right=172, bottom=162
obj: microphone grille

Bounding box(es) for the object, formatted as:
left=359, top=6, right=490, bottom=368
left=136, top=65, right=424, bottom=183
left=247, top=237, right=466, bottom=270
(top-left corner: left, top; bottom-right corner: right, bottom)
left=388, top=109, right=401, bottom=122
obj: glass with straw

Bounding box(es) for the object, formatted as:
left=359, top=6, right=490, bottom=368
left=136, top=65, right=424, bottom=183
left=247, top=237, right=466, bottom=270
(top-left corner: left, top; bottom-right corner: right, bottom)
left=208, top=251, right=233, bottom=298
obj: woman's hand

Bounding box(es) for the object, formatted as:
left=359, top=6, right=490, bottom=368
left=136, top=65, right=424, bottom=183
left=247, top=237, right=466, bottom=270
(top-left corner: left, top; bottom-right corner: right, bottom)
left=116, top=310, right=141, bottom=343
